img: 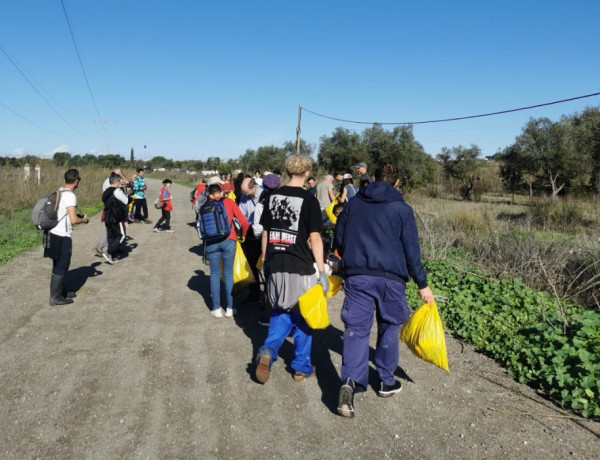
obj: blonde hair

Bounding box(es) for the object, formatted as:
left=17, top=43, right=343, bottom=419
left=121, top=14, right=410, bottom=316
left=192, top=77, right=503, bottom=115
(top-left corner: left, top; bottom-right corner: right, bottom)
left=285, top=155, right=312, bottom=176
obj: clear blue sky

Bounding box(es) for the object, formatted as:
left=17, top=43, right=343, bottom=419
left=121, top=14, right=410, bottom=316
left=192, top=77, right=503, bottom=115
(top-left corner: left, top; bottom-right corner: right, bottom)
left=2, top=0, right=599, bottom=162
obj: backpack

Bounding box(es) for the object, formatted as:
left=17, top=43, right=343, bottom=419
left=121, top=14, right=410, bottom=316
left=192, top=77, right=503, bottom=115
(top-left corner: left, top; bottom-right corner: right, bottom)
left=31, top=190, right=65, bottom=231
left=193, top=188, right=209, bottom=215
left=197, top=197, right=231, bottom=243
left=103, top=188, right=128, bottom=225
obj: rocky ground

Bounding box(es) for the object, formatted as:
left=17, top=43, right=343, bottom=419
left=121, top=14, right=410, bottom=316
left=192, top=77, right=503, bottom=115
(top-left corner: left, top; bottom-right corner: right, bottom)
left=1, top=178, right=598, bottom=459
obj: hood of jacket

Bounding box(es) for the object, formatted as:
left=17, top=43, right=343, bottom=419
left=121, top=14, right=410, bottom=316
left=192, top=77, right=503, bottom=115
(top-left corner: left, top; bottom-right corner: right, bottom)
left=357, top=181, right=404, bottom=204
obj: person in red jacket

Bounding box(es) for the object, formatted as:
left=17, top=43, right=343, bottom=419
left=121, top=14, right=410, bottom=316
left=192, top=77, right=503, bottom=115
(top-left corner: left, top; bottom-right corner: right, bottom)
left=153, top=179, right=174, bottom=233
left=204, top=183, right=249, bottom=318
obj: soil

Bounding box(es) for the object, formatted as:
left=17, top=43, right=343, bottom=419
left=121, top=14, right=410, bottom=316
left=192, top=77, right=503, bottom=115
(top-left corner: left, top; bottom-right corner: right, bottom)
left=1, top=178, right=598, bottom=459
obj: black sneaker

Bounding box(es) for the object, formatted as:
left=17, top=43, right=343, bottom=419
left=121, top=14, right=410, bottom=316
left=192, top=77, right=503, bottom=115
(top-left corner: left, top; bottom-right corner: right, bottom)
left=337, top=378, right=355, bottom=418
left=378, top=380, right=402, bottom=397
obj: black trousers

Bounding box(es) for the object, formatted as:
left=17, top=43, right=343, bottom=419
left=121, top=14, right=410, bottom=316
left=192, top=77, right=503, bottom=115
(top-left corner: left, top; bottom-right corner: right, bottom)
left=134, top=198, right=149, bottom=220
left=106, top=222, right=125, bottom=256
left=155, top=209, right=171, bottom=229
left=43, top=233, right=72, bottom=276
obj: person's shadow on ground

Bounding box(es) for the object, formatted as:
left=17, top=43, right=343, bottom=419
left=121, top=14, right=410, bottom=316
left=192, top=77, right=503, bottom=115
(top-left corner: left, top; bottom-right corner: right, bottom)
left=67, top=262, right=103, bottom=293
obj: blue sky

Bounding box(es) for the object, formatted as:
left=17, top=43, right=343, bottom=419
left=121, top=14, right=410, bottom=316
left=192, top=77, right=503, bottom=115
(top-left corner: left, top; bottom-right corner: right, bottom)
left=2, top=0, right=599, bottom=162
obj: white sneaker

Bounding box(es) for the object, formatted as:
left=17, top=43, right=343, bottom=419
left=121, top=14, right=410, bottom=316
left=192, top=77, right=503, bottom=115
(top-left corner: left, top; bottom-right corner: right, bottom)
left=165, top=229, right=175, bottom=233
left=225, top=307, right=236, bottom=318
left=211, top=308, right=223, bottom=318
left=102, top=252, right=114, bottom=265
left=153, top=228, right=162, bottom=233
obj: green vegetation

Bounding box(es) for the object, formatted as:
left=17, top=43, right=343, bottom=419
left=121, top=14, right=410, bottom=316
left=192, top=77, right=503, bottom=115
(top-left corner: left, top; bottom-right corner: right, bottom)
left=1, top=105, right=599, bottom=419
left=407, top=259, right=600, bottom=419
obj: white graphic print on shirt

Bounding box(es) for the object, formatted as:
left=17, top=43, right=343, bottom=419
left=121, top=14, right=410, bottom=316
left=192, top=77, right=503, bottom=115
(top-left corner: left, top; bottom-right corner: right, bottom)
left=268, top=194, right=303, bottom=250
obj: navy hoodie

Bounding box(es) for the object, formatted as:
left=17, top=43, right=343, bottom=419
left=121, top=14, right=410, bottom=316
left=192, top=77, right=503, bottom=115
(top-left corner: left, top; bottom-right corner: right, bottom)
left=333, top=181, right=428, bottom=288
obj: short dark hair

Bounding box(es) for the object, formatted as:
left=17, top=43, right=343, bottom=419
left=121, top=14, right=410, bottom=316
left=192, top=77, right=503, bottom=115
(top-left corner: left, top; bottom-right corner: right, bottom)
left=137, top=167, right=144, bottom=173
left=162, top=178, right=172, bottom=184
left=374, top=163, right=399, bottom=186
left=307, top=176, right=315, bottom=182
left=208, top=183, right=222, bottom=195
left=65, top=168, right=81, bottom=184
left=109, top=172, right=121, bottom=184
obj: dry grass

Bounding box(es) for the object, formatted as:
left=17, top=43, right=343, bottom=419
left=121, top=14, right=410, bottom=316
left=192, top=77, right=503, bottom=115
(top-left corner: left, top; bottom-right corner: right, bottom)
left=409, top=193, right=600, bottom=309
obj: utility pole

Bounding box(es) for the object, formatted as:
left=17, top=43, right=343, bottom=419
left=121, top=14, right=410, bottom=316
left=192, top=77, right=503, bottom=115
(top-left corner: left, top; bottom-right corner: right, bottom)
left=296, top=104, right=302, bottom=155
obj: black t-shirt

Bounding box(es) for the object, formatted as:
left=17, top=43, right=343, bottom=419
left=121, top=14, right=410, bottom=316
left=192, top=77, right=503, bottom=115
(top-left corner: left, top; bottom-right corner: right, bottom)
left=260, top=185, right=322, bottom=275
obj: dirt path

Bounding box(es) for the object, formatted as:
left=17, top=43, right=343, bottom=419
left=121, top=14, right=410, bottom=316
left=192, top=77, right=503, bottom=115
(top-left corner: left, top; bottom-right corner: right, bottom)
left=1, top=178, right=598, bottom=459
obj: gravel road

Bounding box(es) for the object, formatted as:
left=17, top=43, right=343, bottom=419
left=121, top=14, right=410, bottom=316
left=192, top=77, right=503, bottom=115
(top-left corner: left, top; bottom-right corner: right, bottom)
left=1, top=178, right=598, bottom=459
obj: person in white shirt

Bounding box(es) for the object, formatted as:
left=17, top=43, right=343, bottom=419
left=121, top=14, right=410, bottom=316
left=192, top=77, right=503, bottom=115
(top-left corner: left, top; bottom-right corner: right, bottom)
left=239, top=178, right=262, bottom=303
left=43, top=169, right=89, bottom=306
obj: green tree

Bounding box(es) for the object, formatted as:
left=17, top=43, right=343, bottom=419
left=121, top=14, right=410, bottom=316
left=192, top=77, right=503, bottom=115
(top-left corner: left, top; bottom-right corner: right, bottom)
left=570, top=107, right=600, bottom=191
left=283, top=139, right=314, bottom=157
left=498, top=144, right=531, bottom=199
left=52, top=152, right=71, bottom=166
left=81, top=153, right=98, bottom=166
left=515, top=117, right=580, bottom=199
left=437, top=144, right=481, bottom=200
left=97, top=154, right=126, bottom=168
left=363, top=124, right=434, bottom=189
left=317, top=127, right=364, bottom=173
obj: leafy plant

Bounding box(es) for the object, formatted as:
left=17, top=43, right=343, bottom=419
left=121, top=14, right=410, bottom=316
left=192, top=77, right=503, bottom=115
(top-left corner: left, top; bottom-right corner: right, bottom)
left=408, top=259, right=600, bottom=419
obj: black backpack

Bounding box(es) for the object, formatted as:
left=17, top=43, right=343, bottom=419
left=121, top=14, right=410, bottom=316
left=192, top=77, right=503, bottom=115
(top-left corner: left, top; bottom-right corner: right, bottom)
left=103, top=188, right=128, bottom=225
left=31, top=190, right=66, bottom=231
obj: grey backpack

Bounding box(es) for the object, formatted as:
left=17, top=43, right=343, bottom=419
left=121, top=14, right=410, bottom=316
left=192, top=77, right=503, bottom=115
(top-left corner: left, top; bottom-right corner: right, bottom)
left=32, top=190, right=65, bottom=231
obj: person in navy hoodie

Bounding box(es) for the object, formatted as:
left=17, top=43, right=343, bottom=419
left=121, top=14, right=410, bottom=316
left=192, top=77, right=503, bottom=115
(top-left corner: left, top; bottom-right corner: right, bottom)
left=333, top=163, right=434, bottom=418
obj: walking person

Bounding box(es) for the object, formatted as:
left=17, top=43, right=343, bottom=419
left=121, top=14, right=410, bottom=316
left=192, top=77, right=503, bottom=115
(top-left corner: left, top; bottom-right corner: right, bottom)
left=202, top=184, right=249, bottom=318
left=153, top=179, right=174, bottom=233
left=132, top=167, right=152, bottom=223
left=44, top=168, right=89, bottom=305
left=101, top=172, right=129, bottom=264
left=333, top=163, right=434, bottom=418
left=254, top=155, right=329, bottom=384
left=94, top=168, right=129, bottom=256
left=238, top=177, right=262, bottom=303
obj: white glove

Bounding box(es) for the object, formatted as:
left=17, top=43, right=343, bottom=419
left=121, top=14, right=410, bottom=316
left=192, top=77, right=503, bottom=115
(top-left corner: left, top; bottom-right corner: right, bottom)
left=318, top=271, right=329, bottom=295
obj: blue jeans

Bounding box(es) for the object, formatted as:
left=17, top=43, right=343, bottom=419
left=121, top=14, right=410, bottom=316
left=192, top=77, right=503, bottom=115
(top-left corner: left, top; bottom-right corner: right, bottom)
left=340, top=275, right=410, bottom=390
left=205, top=238, right=236, bottom=309
left=257, top=308, right=314, bottom=375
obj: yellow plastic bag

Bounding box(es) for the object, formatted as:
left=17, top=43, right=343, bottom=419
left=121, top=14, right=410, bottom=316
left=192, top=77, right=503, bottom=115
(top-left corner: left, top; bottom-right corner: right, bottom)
left=324, top=199, right=339, bottom=225
left=226, top=190, right=236, bottom=202
left=299, top=284, right=330, bottom=329
left=325, top=275, right=343, bottom=298
left=400, top=301, right=449, bottom=371
left=233, top=240, right=256, bottom=291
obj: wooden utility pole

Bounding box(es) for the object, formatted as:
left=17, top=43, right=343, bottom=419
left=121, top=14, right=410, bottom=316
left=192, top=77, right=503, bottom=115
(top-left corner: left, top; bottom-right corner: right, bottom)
left=296, top=104, right=302, bottom=154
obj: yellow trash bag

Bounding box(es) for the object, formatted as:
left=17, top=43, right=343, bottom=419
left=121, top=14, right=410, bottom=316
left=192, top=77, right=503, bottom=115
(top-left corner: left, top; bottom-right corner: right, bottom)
left=400, top=301, right=449, bottom=371
left=233, top=240, right=256, bottom=291
left=325, top=275, right=343, bottom=298
left=299, top=284, right=330, bottom=329
left=324, top=199, right=339, bottom=225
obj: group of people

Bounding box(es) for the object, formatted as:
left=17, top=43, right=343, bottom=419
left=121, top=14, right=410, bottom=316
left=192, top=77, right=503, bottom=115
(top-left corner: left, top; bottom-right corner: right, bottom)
left=195, top=157, right=434, bottom=418
left=44, top=157, right=434, bottom=419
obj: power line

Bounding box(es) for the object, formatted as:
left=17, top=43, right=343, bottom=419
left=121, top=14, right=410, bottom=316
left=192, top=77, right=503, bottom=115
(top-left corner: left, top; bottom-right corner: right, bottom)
left=0, top=100, right=65, bottom=136
left=302, top=91, right=600, bottom=126
left=0, top=42, right=86, bottom=137
left=60, top=0, right=109, bottom=144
